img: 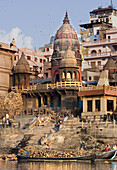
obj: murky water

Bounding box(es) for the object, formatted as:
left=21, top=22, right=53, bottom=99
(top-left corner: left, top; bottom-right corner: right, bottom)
left=0, top=161, right=116, bottom=170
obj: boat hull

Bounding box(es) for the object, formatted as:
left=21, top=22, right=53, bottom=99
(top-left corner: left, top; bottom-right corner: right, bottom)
left=17, top=150, right=117, bottom=162
left=17, top=154, right=95, bottom=162
left=96, top=150, right=116, bottom=159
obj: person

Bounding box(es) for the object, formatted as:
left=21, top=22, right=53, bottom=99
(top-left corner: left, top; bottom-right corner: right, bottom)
left=2, top=116, right=5, bottom=128
left=113, top=145, right=117, bottom=150
left=106, top=144, right=111, bottom=152
left=66, top=110, right=69, bottom=117
left=6, top=112, right=9, bottom=120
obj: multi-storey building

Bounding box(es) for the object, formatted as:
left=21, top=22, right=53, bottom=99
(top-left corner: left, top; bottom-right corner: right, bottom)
left=80, top=5, right=117, bottom=70
left=82, top=28, right=117, bottom=70
left=14, top=44, right=53, bottom=80
left=80, top=5, right=117, bottom=42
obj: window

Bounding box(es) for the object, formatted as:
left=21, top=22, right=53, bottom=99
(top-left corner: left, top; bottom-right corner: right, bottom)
left=73, top=72, right=76, bottom=79
left=98, top=61, right=101, bottom=66
left=108, top=36, right=111, bottom=40
left=40, top=67, right=42, bottom=73
left=67, top=72, right=72, bottom=79
left=91, top=50, right=97, bottom=55
left=87, top=100, right=92, bottom=112
left=27, top=56, right=31, bottom=60
left=91, top=62, right=95, bottom=66
left=89, top=76, right=91, bottom=81
left=45, top=73, right=48, bottom=79
left=106, top=18, right=109, bottom=23
left=43, top=59, right=46, bottom=63
left=46, top=48, right=49, bottom=52
left=40, top=59, right=42, bottom=63
left=14, top=56, right=16, bottom=60
left=35, top=57, right=37, bottom=62
left=62, top=72, right=66, bottom=79
left=97, top=30, right=99, bottom=35
left=107, top=100, right=113, bottom=111
left=95, top=100, right=100, bottom=111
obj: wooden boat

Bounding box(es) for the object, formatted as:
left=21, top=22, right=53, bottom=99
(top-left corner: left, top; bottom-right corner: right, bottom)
left=95, top=150, right=117, bottom=160
left=17, top=150, right=117, bottom=162
left=17, top=154, right=95, bottom=162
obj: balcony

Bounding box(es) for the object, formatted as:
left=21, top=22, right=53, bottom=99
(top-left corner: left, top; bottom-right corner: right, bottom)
left=83, top=38, right=117, bottom=47
left=83, top=51, right=117, bottom=60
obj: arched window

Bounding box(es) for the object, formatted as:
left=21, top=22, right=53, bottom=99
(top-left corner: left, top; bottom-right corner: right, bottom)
left=62, top=71, right=66, bottom=79
left=67, top=71, right=72, bottom=79
left=91, top=50, right=97, bottom=56
left=91, top=50, right=97, bottom=54
left=73, top=71, right=76, bottom=79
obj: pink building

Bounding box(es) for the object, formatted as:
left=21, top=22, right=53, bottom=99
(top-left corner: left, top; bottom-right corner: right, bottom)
left=14, top=45, right=53, bottom=80
left=82, top=28, right=117, bottom=69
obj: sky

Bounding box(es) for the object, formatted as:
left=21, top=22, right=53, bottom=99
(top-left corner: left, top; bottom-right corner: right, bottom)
left=0, top=0, right=117, bottom=49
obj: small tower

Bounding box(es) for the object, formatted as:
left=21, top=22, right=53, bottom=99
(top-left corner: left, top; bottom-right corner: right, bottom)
left=60, top=47, right=79, bottom=81
left=14, top=52, right=30, bottom=89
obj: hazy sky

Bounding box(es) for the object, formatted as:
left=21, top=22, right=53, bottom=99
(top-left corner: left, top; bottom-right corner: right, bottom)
left=0, top=0, right=117, bottom=49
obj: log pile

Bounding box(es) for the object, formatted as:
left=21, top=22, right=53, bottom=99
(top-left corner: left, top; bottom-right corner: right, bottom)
left=0, top=92, right=23, bottom=118
left=36, top=116, right=51, bottom=126
left=0, top=154, right=17, bottom=161
left=18, top=146, right=89, bottom=158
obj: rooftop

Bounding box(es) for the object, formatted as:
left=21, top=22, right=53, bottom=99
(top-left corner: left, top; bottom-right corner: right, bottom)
left=90, top=5, right=116, bottom=14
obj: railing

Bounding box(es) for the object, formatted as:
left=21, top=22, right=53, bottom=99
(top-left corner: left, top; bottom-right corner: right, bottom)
left=79, top=85, right=117, bottom=91
left=83, top=51, right=117, bottom=58
left=11, top=82, right=82, bottom=92
left=47, top=81, right=82, bottom=89
left=83, top=38, right=117, bottom=46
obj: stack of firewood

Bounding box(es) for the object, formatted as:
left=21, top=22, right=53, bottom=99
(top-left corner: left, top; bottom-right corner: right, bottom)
left=0, top=92, right=23, bottom=118
left=18, top=146, right=89, bottom=158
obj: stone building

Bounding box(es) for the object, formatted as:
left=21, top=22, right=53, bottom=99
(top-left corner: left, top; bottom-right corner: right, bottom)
left=0, top=39, right=16, bottom=94
left=14, top=52, right=30, bottom=89
left=14, top=45, right=53, bottom=80
left=11, top=12, right=82, bottom=112
left=51, top=12, right=81, bottom=83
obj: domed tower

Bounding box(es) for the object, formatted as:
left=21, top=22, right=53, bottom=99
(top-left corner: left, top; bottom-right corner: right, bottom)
left=14, top=52, right=30, bottom=89
left=51, top=12, right=81, bottom=83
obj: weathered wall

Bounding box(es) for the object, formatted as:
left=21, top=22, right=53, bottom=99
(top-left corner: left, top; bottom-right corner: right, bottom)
left=0, top=42, right=16, bottom=94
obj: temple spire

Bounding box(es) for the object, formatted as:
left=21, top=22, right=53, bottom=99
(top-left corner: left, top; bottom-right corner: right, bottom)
left=63, top=11, right=70, bottom=24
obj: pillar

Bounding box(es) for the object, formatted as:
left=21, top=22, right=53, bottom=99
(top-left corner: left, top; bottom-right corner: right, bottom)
left=36, top=98, right=39, bottom=108
left=40, top=97, right=43, bottom=106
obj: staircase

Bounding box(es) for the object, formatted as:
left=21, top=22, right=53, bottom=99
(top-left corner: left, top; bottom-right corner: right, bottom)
left=59, top=117, right=81, bottom=134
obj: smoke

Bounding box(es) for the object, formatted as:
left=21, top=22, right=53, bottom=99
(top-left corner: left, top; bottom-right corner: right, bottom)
left=0, top=27, right=33, bottom=49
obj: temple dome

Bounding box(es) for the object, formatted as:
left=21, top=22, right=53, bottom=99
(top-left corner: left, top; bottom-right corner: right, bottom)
left=60, top=47, right=77, bottom=67
left=15, top=52, right=30, bottom=73
left=56, top=13, right=77, bottom=39
left=53, top=12, right=79, bottom=54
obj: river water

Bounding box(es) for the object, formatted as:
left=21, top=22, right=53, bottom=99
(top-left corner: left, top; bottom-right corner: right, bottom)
left=0, top=161, right=116, bottom=170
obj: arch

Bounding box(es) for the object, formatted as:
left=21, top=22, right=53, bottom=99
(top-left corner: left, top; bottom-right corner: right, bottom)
left=54, top=70, right=60, bottom=83
left=62, top=71, right=66, bottom=79
left=77, top=70, right=81, bottom=81
left=67, top=71, right=72, bottom=79
left=91, top=50, right=97, bottom=54
left=73, top=71, right=76, bottom=79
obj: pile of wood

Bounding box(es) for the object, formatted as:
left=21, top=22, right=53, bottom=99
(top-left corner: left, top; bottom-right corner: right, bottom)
left=0, top=154, right=17, bottom=161
left=18, top=146, right=90, bottom=158
left=36, top=116, right=51, bottom=126
left=0, top=92, right=23, bottom=118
